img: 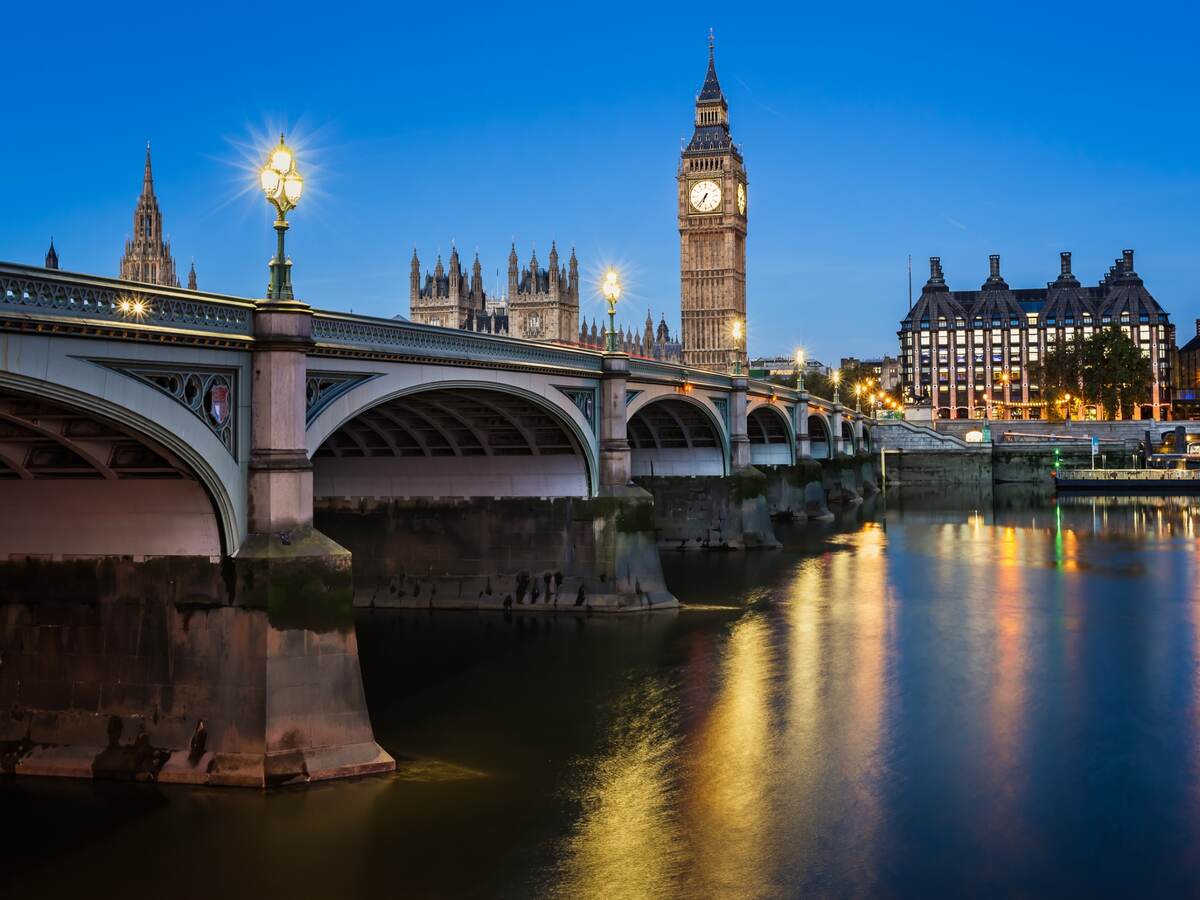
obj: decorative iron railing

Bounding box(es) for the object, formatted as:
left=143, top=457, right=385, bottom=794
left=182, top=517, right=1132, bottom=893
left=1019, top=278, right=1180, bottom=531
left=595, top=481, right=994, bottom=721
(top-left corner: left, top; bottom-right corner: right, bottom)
left=311, top=311, right=607, bottom=372
left=0, top=263, right=255, bottom=337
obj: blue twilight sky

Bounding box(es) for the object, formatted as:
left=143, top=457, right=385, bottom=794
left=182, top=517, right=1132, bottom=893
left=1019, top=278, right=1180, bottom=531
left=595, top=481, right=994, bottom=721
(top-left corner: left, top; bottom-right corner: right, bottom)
left=3, top=1, right=1197, bottom=362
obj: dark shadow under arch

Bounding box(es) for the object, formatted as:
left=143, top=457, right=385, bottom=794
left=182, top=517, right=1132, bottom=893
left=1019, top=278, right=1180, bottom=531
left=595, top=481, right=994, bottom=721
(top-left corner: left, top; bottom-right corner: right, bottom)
left=313, top=386, right=591, bottom=498
left=628, top=396, right=727, bottom=477
left=809, top=414, right=832, bottom=460
left=0, top=385, right=225, bottom=556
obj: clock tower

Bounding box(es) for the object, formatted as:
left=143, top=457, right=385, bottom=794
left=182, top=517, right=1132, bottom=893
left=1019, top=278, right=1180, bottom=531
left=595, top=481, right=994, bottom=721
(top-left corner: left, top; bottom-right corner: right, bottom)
left=679, top=35, right=747, bottom=371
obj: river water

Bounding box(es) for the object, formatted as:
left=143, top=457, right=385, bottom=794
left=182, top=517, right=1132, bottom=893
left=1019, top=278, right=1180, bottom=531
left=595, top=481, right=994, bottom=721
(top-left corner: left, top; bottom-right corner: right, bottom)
left=6, top=490, right=1200, bottom=898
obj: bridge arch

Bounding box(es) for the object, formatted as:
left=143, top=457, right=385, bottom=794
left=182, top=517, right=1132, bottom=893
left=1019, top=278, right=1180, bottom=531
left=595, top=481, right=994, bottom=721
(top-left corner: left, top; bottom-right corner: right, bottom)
left=308, top=374, right=598, bottom=498
left=0, top=371, right=241, bottom=555
left=841, top=420, right=856, bottom=454
left=746, top=402, right=795, bottom=466
left=626, top=393, right=729, bottom=477
left=861, top=424, right=873, bottom=453
left=808, top=412, right=833, bottom=460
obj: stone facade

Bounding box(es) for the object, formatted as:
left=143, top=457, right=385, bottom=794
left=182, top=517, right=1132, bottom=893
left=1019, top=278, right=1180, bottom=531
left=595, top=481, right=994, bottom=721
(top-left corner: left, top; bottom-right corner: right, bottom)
left=315, top=494, right=676, bottom=611
left=899, top=251, right=1175, bottom=420
left=119, top=144, right=183, bottom=288
left=408, top=242, right=579, bottom=342
left=678, top=39, right=748, bottom=372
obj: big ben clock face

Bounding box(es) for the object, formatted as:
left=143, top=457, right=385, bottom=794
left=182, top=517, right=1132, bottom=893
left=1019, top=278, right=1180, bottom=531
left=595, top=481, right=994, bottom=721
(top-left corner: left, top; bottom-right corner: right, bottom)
left=689, top=179, right=722, bottom=213
left=737, top=182, right=747, bottom=215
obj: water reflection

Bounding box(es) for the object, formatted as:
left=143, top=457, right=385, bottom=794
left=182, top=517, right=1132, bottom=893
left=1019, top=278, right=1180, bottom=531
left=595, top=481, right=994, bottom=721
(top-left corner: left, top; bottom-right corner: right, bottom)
left=8, top=493, right=1200, bottom=897
left=547, top=678, right=687, bottom=898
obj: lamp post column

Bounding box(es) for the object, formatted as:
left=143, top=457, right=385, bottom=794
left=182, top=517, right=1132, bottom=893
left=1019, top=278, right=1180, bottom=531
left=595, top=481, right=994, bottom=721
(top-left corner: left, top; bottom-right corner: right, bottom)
left=268, top=218, right=294, bottom=301
left=598, top=268, right=631, bottom=487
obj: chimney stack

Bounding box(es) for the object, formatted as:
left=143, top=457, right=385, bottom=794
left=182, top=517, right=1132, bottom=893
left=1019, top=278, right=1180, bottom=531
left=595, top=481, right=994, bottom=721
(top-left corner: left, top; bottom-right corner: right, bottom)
left=1194, top=318, right=1199, bottom=338
left=989, top=254, right=1001, bottom=279
left=1060, top=251, right=1072, bottom=277
left=929, top=256, right=943, bottom=281
left=1123, top=249, right=1134, bottom=271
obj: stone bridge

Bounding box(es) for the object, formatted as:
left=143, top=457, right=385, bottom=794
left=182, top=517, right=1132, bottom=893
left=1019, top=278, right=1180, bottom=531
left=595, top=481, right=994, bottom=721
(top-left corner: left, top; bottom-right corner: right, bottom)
left=0, top=262, right=874, bottom=786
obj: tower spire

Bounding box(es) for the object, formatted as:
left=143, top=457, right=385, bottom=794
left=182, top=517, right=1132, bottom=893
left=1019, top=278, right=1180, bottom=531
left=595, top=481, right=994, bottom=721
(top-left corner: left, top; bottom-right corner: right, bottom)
left=143, top=141, right=154, bottom=196
left=698, top=31, right=724, bottom=102
left=121, top=142, right=179, bottom=286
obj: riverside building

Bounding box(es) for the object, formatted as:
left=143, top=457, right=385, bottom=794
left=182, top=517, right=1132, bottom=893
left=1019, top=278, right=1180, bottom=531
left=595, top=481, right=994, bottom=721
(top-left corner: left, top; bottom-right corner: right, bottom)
left=898, top=251, right=1175, bottom=420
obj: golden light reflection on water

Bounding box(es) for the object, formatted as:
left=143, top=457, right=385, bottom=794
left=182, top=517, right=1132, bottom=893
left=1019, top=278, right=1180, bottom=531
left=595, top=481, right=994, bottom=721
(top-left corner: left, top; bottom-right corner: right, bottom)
left=680, top=613, right=776, bottom=897
left=548, top=526, right=895, bottom=899
left=986, top=531, right=1028, bottom=854
left=546, top=498, right=1200, bottom=897
left=546, top=678, right=687, bottom=900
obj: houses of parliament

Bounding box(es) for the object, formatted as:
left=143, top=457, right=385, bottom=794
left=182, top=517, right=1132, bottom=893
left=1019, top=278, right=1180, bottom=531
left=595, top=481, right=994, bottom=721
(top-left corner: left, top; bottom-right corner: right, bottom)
left=408, top=37, right=746, bottom=369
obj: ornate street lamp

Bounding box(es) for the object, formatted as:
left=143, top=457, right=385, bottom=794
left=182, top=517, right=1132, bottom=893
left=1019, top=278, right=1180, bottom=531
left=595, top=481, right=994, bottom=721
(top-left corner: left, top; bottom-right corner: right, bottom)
left=831, top=368, right=841, bottom=404
left=731, top=319, right=744, bottom=376
left=795, top=347, right=806, bottom=392
left=855, top=382, right=865, bottom=412
left=259, top=134, right=304, bottom=300
left=601, top=268, right=621, bottom=352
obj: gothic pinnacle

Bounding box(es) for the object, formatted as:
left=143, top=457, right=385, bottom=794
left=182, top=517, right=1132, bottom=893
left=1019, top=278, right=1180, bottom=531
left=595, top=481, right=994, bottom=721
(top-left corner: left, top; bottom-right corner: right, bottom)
left=143, top=141, right=154, bottom=194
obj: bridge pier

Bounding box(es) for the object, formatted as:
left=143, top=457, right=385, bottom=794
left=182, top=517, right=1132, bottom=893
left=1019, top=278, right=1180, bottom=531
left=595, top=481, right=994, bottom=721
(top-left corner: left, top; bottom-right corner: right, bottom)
left=599, top=354, right=633, bottom=488
left=634, top=472, right=781, bottom=550
left=757, top=461, right=827, bottom=520
left=226, top=298, right=393, bottom=784
left=796, top=391, right=812, bottom=459
left=317, top=494, right=675, bottom=612
left=831, top=403, right=847, bottom=456
left=247, top=299, right=317, bottom=534
left=730, top=375, right=752, bottom=471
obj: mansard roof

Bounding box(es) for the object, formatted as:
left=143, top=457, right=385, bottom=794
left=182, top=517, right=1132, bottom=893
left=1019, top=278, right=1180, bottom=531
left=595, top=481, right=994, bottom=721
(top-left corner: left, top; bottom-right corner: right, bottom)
left=903, top=257, right=969, bottom=326
left=686, top=125, right=735, bottom=154
left=899, top=250, right=1171, bottom=332
left=971, top=256, right=1026, bottom=324
left=1099, top=250, right=1168, bottom=324
left=1041, top=253, right=1090, bottom=323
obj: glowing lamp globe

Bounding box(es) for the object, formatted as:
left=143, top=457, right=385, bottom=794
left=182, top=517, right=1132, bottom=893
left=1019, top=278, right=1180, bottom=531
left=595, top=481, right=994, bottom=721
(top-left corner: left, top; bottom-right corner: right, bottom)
left=283, top=173, right=304, bottom=204
left=270, top=145, right=293, bottom=175
left=260, top=134, right=302, bottom=215
left=602, top=269, right=621, bottom=303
